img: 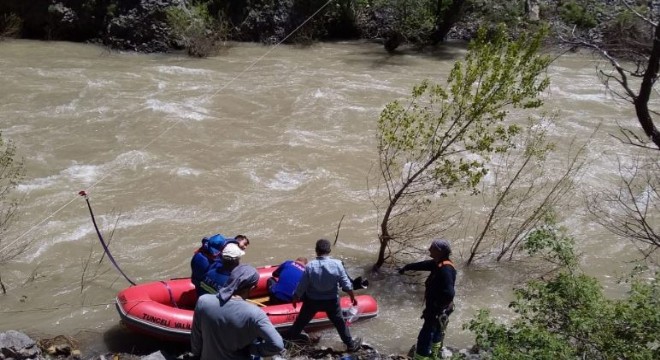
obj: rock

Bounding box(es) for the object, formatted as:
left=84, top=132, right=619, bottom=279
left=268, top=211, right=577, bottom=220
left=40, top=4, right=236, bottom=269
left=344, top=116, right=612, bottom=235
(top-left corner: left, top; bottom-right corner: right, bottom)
left=458, top=347, right=485, bottom=360
left=103, top=0, right=181, bottom=53
left=440, top=347, right=453, bottom=359
left=2, top=329, right=488, bottom=360
left=0, top=330, right=42, bottom=360
left=37, top=334, right=78, bottom=357
left=141, top=351, right=166, bottom=360
left=526, top=0, right=540, bottom=22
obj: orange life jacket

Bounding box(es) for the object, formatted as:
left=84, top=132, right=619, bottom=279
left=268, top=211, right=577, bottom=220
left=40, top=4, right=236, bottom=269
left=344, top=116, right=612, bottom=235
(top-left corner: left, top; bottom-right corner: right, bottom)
left=438, top=259, right=454, bottom=268
left=435, top=259, right=455, bottom=312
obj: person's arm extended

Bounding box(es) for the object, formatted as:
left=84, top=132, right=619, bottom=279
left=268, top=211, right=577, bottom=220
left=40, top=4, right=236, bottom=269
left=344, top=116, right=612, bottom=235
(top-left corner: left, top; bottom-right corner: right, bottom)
left=399, top=259, right=435, bottom=273
left=251, top=314, right=285, bottom=357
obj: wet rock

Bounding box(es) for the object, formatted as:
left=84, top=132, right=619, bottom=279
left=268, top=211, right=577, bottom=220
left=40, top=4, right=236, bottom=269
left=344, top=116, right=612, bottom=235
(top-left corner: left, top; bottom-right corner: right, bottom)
left=440, top=347, right=453, bottom=359
left=458, top=346, right=487, bottom=360
left=103, top=0, right=181, bottom=53
left=0, top=330, right=42, bottom=360
left=37, top=334, right=79, bottom=358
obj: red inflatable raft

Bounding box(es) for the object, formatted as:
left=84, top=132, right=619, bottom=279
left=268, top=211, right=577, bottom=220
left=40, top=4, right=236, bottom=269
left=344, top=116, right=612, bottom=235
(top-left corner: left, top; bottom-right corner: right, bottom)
left=115, top=265, right=378, bottom=342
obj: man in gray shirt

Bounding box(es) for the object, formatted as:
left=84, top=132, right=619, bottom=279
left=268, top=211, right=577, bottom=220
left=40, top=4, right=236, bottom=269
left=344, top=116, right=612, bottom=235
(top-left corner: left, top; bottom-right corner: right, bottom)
left=285, top=239, right=362, bottom=352
left=191, top=264, right=284, bottom=360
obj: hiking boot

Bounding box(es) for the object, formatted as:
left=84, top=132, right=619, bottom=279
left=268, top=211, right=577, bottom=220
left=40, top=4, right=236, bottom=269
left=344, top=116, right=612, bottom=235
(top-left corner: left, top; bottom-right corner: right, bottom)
left=346, top=337, right=362, bottom=352
left=430, top=342, right=443, bottom=359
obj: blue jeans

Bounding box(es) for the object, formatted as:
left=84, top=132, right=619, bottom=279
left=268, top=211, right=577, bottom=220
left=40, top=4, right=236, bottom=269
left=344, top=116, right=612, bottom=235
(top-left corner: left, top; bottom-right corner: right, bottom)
left=415, top=315, right=444, bottom=356
left=286, top=296, right=353, bottom=346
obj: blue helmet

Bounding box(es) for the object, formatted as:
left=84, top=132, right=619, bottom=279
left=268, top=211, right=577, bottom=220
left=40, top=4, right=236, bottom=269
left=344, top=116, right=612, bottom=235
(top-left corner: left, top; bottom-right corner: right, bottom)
left=206, top=233, right=226, bottom=256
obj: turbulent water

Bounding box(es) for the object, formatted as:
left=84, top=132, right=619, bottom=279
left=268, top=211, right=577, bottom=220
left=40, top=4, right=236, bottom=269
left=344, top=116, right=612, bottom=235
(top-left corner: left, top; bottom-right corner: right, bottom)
left=0, top=39, right=651, bottom=355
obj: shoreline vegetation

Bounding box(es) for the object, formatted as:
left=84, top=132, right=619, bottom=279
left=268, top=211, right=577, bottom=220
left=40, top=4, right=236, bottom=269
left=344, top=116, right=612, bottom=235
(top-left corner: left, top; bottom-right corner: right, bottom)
left=0, top=1, right=645, bottom=56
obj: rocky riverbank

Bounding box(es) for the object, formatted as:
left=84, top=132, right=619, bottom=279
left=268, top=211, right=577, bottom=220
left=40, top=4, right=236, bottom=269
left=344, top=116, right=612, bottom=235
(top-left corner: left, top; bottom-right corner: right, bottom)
left=0, top=1, right=646, bottom=55
left=1, top=330, right=487, bottom=360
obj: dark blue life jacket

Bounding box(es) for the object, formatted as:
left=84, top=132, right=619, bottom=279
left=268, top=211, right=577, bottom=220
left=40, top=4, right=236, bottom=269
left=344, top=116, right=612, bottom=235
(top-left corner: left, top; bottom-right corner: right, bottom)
left=191, top=234, right=226, bottom=291
left=198, top=260, right=231, bottom=296
left=270, top=260, right=306, bottom=302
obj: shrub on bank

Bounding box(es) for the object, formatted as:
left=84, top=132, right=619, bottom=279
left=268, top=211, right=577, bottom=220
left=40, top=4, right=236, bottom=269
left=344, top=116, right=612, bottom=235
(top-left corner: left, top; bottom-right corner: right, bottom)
left=0, top=12, right=21, bottom=39
left=557, top=0, right=598, bottom=29
left=467, top=222, right=660, bottom=360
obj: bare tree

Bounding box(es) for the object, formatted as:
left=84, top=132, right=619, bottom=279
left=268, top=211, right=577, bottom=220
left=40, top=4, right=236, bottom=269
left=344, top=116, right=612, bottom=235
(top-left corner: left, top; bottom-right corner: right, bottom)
left=560, top=1, right=660, bottom=149
left=558, top=1, right=659, bottom=262
left=466, top=116, right=590, bottom=265
left=587, top=155, right=659, bottom=260
left=0, top=131, right=25, bottom=294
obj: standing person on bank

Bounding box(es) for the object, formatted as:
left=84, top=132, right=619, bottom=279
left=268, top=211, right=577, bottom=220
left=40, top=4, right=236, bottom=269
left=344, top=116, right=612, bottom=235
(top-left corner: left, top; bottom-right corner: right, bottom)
left=191, top=265, right=284, bottom=360
left=285, top=239, right=362, bottom=352
left=398, top=239, right=456, bottom=360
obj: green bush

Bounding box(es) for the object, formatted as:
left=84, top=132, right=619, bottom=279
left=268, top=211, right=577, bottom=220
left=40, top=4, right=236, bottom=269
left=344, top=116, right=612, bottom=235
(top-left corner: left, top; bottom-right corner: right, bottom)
left=364, top=0, right=436, bottom=45
left=165, top=3, right=227, bottom=57
left=0, top=12, right=21, bottom=38
left=467, top=0, right=526, bottom=27
left=166, top=4, right=212, bottom=38
left=558, top=0, right=597, bottom=29
left=466, top=221, right=660, bottom=359
left=601, top=7, right=653, bottom=59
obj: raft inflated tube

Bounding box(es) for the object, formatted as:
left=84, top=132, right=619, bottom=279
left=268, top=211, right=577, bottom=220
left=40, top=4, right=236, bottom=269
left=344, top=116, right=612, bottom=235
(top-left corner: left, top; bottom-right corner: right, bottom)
left=115, top=266, right=378, bottom=342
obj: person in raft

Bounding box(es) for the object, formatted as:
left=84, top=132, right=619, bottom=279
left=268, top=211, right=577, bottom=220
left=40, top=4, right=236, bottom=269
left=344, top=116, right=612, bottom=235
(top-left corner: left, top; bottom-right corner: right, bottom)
left=226, top=234, right=250, bottom=251
left=267, top=257, right=308, bottom=304
left=191, top=264, right=284, bottom=360
left=190, top=233, right=250, bottom=296
left=284, top=239, right=362, bottom=352
left=398, top=239, right=456, bottom=360
left=190, top=233, right=225, bottom=294
left=198, top=242, right=246, bottom=296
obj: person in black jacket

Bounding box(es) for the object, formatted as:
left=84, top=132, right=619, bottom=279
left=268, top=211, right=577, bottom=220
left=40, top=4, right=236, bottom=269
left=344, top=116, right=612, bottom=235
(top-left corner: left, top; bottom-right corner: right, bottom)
left=399, top=239, right=456, bottom=360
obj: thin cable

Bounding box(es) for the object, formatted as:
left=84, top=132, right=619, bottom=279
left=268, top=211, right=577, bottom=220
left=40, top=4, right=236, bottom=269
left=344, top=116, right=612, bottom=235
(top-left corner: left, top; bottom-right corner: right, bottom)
left=207, top=0, right=335, bottom=100
left=0, top=196, right=79, bottom=255
left=1, top=0, right=336, bottom=259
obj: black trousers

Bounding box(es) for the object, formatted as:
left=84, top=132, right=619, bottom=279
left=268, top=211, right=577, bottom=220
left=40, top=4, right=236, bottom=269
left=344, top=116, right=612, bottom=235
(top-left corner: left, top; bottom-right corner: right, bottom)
left=286, top=297, right=353, bottom=345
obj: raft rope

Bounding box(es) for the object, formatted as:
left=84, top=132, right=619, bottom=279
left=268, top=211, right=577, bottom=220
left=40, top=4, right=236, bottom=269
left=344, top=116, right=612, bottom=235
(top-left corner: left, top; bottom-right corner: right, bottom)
left=0, top=0, right=336, bottom=268
left=159, top=280, right=179, bottom=308
left=79, top=190, right=136, bottom=286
